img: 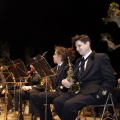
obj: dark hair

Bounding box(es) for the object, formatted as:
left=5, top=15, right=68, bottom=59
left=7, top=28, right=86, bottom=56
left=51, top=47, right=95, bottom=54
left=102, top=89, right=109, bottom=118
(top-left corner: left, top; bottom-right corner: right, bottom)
left=67, top=47, right=76, bottom=62
left=71, top=34, right=91, bottom=48
left=55, top=46, right=67, bottom=61
left=55, top=46, right=76, bottom=62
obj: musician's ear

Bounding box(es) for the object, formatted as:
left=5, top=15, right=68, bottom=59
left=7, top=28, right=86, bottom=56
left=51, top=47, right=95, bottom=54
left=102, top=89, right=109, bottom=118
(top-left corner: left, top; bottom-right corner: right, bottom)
left=86, top=41, right=90, bottom=46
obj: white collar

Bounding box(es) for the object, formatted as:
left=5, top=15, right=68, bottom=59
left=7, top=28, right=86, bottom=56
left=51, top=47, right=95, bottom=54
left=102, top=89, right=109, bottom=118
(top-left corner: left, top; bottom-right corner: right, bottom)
left=58, top=61, right=63, bottom=66
left=83, top=50, right=92, bottom=60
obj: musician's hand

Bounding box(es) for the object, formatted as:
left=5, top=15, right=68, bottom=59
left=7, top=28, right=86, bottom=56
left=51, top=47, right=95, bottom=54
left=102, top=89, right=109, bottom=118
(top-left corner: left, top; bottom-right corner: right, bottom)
left=1, top=89, right=5, bottom=94
left=22, top=86, right=31, bottom=91
left=62, top=78, right=73, bottom=88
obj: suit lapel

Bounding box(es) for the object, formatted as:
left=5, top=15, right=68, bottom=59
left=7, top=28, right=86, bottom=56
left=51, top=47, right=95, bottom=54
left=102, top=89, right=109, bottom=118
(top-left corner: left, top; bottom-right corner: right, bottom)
left=81, top=51, right=95, bottom=78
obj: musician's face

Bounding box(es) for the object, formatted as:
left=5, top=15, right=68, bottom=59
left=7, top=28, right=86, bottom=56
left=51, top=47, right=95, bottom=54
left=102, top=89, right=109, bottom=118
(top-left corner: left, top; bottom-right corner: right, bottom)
left=53, top=51, right=62, bottom=64
left=75, top=40, right=90, bottom=56
left=30, top=65, right=35, bottom=72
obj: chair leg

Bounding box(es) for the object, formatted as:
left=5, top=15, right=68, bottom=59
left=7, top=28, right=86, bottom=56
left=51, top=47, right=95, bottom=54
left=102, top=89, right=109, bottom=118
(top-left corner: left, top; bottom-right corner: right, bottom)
left=81, top=93, right=119, bottom=120
left=101, top=93, right=118, bottom=120
left=110, top=94, right=118, bottom=120
left=100, top=106, right=107, bottom=120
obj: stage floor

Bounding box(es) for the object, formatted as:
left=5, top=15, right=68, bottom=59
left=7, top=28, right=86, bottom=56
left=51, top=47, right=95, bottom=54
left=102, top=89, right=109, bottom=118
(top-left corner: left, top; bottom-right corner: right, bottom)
left=0, top=112, right=102, bottom=120
left=0, top=103, right=116, bottom=120
left=0, top=112, right=33, bottom=120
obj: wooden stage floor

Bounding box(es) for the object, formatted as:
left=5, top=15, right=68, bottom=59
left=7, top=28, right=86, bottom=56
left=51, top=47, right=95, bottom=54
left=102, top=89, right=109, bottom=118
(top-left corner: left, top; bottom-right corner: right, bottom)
left=0, top=112, right=103, bottom=120
left=0, top=103, right=117, bottom=120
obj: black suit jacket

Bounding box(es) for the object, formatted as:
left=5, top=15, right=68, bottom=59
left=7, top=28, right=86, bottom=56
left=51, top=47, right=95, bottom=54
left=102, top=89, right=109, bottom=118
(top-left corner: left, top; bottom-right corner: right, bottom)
left=25, top=72, right=42, bottom=90
left=52, top=61, right=74, bottom=91
left=75, top=51, right=116, bottom=99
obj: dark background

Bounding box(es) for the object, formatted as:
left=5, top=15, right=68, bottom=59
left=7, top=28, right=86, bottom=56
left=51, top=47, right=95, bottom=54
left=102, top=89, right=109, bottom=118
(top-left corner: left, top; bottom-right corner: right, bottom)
left=0, top=0, right=120, bottom=74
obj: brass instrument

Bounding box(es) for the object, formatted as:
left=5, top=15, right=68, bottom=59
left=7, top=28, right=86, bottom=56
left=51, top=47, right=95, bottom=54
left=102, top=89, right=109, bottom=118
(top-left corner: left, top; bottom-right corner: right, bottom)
left=40, top=77, right=46, bottom=86
left=66, top=49, right=80, bottom=94
left=40, top=77, right=55, bottom=92
left=47, top=78, right=55, bottom=92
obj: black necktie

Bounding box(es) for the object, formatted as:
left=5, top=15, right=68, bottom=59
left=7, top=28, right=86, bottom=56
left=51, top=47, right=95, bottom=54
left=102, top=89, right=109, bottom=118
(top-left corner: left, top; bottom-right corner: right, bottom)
left=80, top=57, right=85, bottom=76
left=56, top=65, right=60, bottom=73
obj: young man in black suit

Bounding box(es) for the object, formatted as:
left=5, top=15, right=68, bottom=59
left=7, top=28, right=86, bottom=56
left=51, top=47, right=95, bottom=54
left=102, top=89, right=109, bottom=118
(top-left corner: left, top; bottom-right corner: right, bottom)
left=53, top=34, right=116, bottom=120
left=30, top=46, right=75, bottom=120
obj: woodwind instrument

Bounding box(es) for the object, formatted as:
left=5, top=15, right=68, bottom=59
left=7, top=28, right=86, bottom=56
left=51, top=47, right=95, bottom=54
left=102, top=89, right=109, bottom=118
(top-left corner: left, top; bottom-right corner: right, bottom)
left=41, top=77, right=55, bottom=92
left=66, top=49, right=80, bottom=94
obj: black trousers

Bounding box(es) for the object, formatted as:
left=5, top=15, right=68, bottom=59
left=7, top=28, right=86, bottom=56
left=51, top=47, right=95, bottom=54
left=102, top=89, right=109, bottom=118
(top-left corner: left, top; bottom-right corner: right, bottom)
left=53, top=92, right=98, bottom=120
left=15, top=88, right=40, bottom=113
left=30, top=91, right=64, bottom=120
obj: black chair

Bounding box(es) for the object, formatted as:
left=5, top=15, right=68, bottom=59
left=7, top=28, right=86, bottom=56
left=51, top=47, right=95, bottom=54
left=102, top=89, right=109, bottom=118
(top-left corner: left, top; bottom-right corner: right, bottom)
left=77, top=93, right=118, bottom=120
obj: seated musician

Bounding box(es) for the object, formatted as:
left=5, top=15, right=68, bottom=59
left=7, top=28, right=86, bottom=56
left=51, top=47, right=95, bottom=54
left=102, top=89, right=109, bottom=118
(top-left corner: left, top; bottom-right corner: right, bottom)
left=30, top=46, right=75, bottom=120
left=53, top=34, right=116, bottom=120
left=14, top=64, right=43, bottom=120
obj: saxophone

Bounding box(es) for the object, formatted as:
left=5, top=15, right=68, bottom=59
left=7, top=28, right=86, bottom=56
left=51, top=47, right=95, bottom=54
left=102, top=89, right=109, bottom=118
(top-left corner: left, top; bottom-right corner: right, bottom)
left=41, top=77, right=55, bottom=92
left=66, top=50, right=80, bottom=94
left=48, top=78, right=55, bottom=92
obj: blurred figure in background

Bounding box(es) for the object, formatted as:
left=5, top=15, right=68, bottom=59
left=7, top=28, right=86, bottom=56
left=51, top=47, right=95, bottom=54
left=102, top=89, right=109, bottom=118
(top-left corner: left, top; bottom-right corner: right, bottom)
left=15, top=64, right=42, bottom=120
left=0, top=66, right=13, bottom=113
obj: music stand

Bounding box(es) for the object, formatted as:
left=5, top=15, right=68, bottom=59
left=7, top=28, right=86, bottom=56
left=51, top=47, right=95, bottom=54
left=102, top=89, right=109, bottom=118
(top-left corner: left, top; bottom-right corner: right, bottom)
left=7, top=59, right=28, bottom=82
left=0, top=66, right=15, bottom=120
left=30, top=54, right=55, bottom=77
left=7, top=59, right=29, bottom=120
left=1, top=66, right=14, bottom=82
left=29, top=58, right=47, bottom=78
left=30, top=54, right=55, bottom=120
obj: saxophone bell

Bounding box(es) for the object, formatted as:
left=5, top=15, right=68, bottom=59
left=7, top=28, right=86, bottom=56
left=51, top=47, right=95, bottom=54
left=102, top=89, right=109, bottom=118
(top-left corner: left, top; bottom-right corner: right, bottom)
left=69, top=82, right=80, bottom=94
left=41, top=77, right=55, bottom=92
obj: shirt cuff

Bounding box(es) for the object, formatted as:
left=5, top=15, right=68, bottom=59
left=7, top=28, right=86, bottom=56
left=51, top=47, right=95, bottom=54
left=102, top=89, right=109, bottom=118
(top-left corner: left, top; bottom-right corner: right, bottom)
left=29, top=86, right=32, bottom=89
